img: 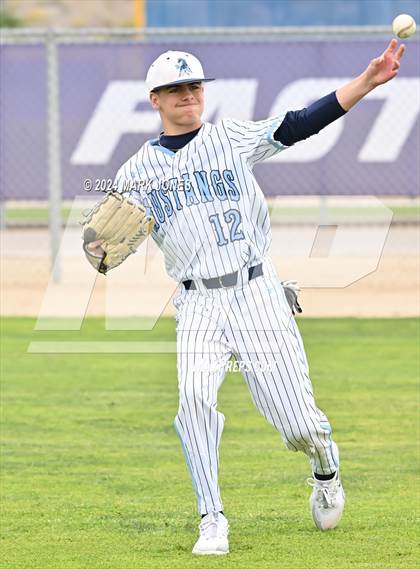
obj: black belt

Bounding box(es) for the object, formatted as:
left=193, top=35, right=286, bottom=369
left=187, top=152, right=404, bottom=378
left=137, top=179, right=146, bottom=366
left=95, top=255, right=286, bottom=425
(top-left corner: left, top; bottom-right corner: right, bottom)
left=183, top=263, right=263, bottom=290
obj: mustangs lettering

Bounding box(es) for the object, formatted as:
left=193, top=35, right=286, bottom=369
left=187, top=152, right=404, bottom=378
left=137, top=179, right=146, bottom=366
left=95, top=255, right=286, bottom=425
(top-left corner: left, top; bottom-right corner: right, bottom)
left=114, top=117, right=287, bottom=282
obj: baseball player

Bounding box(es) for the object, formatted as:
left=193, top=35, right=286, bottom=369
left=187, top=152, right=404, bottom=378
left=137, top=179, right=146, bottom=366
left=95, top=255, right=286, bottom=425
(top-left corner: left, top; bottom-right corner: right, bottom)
left=85, top=39, right=405, bottom=555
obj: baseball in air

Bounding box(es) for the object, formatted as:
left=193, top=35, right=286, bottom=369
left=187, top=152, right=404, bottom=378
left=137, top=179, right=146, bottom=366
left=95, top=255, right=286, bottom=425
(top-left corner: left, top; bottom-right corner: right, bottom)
left=392, top=14, right=416, bottom=38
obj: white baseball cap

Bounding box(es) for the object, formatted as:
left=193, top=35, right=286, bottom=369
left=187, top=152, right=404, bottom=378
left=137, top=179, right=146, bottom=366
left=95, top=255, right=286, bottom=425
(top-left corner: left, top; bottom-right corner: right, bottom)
left=146, top=51, right=215, bottom=92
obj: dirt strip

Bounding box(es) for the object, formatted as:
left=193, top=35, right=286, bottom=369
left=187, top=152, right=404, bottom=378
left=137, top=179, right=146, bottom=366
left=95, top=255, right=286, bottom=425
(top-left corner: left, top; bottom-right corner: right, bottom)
left=1, top=225, right=419, bottom=318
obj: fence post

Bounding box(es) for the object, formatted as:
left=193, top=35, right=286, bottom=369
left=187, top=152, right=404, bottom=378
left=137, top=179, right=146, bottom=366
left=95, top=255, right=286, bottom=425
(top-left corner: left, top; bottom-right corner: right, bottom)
left=0, top=201, right=5, bottom=229
left=319, top=195, right=329, bottom=225
left=46, top=28, right=62, bottom=283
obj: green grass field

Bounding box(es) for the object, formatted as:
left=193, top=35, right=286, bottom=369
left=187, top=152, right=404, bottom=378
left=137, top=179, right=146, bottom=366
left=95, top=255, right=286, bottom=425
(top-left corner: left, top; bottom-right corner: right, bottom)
left=4, top=203, right=420, bottom=225
left=1, top=318, right=419, bottom=569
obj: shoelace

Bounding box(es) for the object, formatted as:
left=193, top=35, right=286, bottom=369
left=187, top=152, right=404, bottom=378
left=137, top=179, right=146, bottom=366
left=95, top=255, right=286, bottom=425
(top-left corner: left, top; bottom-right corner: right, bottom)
left=199, top=515, right=218, bottom=540
left=199, top=514, right=228, bottom=539
left=307, top=478, right=339, bottom=508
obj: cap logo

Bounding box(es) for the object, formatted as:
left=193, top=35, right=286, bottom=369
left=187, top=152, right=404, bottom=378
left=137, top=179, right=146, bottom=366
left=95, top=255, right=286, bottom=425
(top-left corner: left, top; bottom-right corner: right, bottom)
left=176, top=58, right=192, bottom=77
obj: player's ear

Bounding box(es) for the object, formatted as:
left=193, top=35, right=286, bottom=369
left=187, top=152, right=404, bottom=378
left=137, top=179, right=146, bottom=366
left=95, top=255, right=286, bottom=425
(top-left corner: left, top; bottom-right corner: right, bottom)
left=149, top=91, right=160, bottom=110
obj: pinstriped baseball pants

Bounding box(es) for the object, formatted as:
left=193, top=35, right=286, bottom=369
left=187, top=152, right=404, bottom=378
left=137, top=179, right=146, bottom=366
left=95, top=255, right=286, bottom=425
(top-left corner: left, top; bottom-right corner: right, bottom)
left=174, top=263, right=339, bottom=515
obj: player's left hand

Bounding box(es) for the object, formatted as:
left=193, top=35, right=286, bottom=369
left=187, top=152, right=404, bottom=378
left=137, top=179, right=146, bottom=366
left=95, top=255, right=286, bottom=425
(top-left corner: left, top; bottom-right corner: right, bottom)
left=364, top=39, right=406, bottom=87
left=282, top=280, right=303, bottom=315
left=81, top=192, right=155, bottom=274
left=86, top=239, right=105, bottom=257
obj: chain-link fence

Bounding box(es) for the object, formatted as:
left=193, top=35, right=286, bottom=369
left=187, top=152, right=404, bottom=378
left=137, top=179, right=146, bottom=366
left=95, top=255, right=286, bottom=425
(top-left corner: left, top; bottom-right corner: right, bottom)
left=1, top=27, right=419, bottom=280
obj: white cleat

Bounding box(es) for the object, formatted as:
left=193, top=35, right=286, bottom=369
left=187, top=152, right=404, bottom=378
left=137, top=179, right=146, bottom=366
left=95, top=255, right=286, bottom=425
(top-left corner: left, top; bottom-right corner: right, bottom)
left=192, top=512, right=229, bottom=555
left=308, top=472, right=345, bottom=530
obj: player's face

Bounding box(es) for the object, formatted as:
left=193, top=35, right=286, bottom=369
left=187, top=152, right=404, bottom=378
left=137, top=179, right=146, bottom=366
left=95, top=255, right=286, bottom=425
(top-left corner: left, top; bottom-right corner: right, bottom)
left=149, top=82, right=204, bottom=134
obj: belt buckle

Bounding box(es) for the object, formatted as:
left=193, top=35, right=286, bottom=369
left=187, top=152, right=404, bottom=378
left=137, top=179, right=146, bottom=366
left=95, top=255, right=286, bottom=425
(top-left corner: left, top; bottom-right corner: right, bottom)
left=218, top=272, right=237, bottom=288
left=218, top=276, right=227, bottom=288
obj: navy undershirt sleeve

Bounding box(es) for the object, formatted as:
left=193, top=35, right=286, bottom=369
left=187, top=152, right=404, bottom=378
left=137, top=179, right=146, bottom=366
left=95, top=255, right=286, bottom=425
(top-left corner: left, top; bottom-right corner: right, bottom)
left=274, top=91, right=346, bottom=146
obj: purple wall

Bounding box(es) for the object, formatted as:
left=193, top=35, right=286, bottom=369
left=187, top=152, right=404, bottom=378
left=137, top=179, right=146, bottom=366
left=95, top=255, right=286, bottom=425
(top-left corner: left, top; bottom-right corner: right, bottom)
left=1, top=40, right=419, bottom=199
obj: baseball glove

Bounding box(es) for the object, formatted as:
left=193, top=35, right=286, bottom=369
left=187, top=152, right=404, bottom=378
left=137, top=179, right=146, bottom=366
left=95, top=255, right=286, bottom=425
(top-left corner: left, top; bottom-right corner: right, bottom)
left=81, top=191, right=154, bottom=274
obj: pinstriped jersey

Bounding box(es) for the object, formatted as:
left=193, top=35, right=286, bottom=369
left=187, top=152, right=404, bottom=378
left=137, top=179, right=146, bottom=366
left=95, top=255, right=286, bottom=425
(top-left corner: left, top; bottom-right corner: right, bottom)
left=115, top=116, right=288, bottom=282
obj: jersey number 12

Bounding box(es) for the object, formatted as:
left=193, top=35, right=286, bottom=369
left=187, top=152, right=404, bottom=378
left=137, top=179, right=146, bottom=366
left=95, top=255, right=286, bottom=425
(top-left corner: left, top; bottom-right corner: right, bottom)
left=209, top=209, right=245, bottom=246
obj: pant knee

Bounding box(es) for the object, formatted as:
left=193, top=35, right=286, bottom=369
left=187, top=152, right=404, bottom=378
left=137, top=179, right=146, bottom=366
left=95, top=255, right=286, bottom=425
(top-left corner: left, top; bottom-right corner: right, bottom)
left=282, top=424, right=331, bottom=455
left=178, top=384, right=203, bottom=412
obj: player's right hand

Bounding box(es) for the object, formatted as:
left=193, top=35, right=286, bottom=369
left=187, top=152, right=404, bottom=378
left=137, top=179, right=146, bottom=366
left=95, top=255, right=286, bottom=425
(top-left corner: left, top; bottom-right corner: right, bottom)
left=365, top=39, right=406, bottom=87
